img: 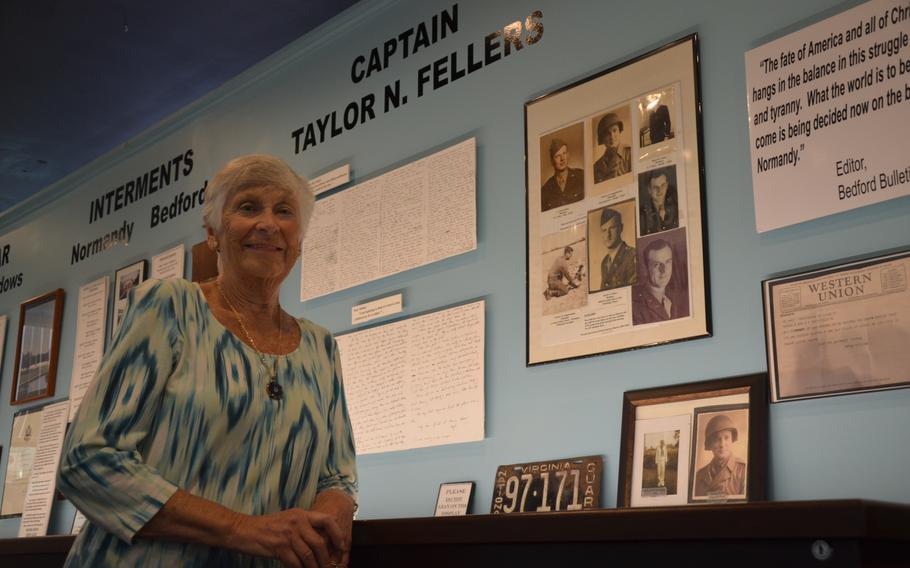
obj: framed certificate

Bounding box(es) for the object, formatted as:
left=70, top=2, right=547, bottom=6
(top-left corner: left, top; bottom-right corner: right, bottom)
left=526, top=34, right=710, bottom=365
left=617, top=374, right=768, bottom=508
left=763, top=248, right=910, bottom=402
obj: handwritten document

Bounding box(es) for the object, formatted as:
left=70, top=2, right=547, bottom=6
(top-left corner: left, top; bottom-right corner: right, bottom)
left=301, top=138, right=476, bottom=300
left=68, top=277, right=109, bottom=421
left=336, top=300, right=485, bottom=454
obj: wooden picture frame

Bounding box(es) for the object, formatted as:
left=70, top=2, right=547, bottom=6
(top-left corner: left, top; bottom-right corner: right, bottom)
left=10, top=289, right=64, bottom=405
left=526, top=34, right=710, bottom=365
left=617, top=373, right=768, bottom=508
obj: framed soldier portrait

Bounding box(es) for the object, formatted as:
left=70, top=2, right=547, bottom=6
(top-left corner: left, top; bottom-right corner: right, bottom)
left=617, top=373, right=768, bottom=508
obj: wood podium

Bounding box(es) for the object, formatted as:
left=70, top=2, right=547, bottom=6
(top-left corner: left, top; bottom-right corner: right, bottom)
left=1, top=500, right=907, bottom=567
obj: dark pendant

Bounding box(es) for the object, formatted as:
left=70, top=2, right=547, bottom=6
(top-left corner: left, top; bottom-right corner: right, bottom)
left=266, top=380, right=284, bottom=400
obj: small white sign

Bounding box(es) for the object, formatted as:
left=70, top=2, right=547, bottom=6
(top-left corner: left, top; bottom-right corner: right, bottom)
left=310, top=164, right=351, bottom=196
left=434, top=482, right=474, bottom=516
left=351, top=293, right=403, bottom=325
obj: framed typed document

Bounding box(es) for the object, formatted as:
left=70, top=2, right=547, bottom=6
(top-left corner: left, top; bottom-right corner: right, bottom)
left=526, top=35, right=710, bottom=365
left=763, top=249, right=910, bottom=402
left=617, top=374, right=768, bottom=508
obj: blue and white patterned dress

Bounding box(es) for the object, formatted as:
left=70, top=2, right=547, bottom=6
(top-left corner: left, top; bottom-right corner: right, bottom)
left=58, top=279, right=357, bottom=566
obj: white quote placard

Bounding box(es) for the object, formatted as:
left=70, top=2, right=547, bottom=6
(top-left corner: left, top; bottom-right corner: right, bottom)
left=746, top=0, right=910, bottom=232
left=336, top=300, right=484, bottom=455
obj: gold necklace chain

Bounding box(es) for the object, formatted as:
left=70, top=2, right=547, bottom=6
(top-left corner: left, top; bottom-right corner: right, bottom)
left=216, top=280, right=284, bottom=400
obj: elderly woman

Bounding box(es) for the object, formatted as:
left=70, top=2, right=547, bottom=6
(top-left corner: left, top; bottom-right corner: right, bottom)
left=58, top=155, right=358, bottom=567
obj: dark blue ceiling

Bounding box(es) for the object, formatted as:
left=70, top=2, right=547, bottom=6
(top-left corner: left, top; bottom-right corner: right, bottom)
left=0, top=0, right=359, bottom=215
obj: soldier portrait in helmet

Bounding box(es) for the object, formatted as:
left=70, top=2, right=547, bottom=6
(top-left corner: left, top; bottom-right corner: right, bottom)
left=689, top=405, right=749, bottom=502
left=591, top=105, right=633, bottom=185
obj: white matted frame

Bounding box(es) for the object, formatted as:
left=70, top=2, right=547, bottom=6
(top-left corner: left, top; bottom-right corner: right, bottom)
left=617, top=373, right=768, bottom=508
left=526, top=35, right=710, bottom=365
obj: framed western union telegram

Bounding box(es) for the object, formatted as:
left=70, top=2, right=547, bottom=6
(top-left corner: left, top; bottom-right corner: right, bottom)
left=526, top=35, right=710, bottom=365
left=763, top=249, right=910, bottom=402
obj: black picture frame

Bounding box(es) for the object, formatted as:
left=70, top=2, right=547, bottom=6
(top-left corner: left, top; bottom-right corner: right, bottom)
left=617, top=373, right=768, bottom=508
left=762, top=247, right=910, bottom=402
left=525, top=34, right=710, bottom=365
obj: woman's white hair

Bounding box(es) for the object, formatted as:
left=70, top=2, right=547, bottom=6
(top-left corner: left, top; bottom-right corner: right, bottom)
left=202, top=154, right=315, bottom=237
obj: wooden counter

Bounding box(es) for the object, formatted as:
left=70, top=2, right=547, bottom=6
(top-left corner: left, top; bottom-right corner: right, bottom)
left=1, top=500, right=907, bottom=567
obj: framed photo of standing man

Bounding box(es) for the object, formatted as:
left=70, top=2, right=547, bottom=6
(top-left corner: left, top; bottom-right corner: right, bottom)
left=617, top=373, right=767, bottom=508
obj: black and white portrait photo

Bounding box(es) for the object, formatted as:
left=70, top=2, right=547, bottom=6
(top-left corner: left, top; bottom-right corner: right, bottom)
left=586, top=199, right=637, bottom=293
left=638, top=165, right=679, bottom=237
left=632, top=228, right=689, bottom=326
left=591, top=105, right=633, bottom=185
left=690, top=405, right=749, bottom=502
left=637, top=86, right=677, bottom=148
left=539, top=122, right=585, bottom=212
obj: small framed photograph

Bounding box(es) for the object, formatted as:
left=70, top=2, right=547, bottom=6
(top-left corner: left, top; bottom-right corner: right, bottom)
left=763, top=248, right=910, bottom=402
left=617, top=373, right=767, bottom=508
left=689, top=404, right=749, bottom=503
left=10, top=289, right=65, bottom=405
left=434, top=481, right=475, bottom=517
left=112, top=259, right=147, bottom=339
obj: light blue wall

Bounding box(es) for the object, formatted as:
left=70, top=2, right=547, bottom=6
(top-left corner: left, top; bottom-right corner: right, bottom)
left=1, top=0, right=908, bottom=538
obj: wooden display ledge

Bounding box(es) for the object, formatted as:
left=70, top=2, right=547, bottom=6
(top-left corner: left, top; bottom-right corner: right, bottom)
left=1, top=500, right=907, bottom=567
